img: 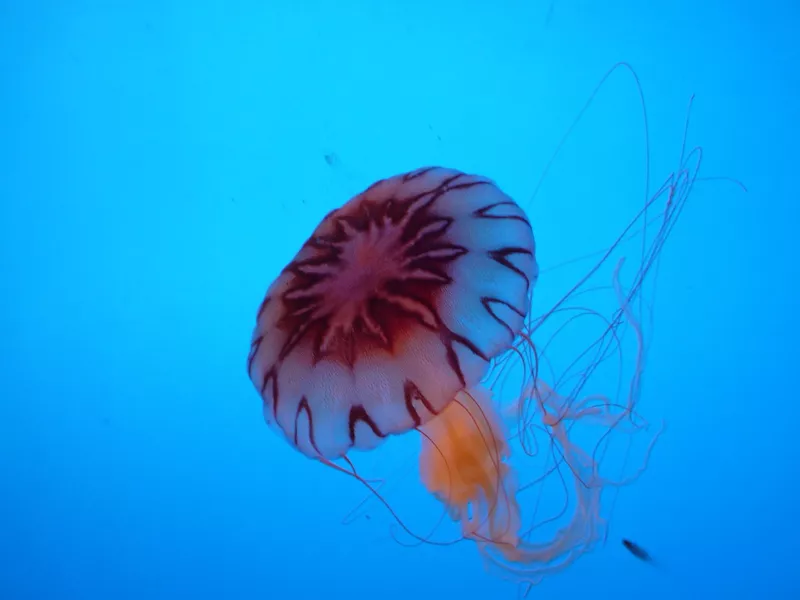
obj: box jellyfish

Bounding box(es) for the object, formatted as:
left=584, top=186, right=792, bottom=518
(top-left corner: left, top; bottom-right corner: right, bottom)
left=247, top=161, right=687, bottom=586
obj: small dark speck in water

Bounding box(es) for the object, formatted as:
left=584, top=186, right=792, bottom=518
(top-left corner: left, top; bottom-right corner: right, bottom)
left=323, top=152, right=340, bottom=167
left=622, top=539, right=655, bottom=565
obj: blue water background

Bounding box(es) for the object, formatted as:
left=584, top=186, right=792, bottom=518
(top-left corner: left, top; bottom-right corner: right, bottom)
left=1, top=1, right=796, bottom=598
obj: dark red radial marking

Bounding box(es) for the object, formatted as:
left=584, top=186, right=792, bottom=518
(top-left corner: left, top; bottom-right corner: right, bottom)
left=294, top=396, right=323, bottom=457
left=348, top=405, right=384, bottom=443
left=481, top=296, right=527, bottom=339
left=403, top=379, right=438, bottom=426
left=473, top=201, right=532, bottom=226
left=274, top=175, right=488, bottom=371
left=489, top=247, right=535, bottom=289
left=260, top=365, right=280, bottom=420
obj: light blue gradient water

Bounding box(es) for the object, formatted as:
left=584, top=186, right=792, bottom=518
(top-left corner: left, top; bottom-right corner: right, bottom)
left=1, top=1, right=796, bottom=598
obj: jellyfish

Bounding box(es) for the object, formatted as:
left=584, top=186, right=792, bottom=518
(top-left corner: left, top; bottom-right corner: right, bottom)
left=247, top=162, right=684, bottom=586
left=247, top=167, right=536, bottom=464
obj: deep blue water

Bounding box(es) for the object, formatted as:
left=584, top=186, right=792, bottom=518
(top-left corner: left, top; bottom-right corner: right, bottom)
left=1, top=1, right=797, bottom=598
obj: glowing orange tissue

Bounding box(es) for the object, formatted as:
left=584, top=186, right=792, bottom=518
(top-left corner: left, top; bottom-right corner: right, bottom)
left=420, top=386, right=522, bottom=559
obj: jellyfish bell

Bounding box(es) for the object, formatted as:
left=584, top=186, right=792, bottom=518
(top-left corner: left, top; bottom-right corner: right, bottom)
left=247, top=167, right=538, bottom=462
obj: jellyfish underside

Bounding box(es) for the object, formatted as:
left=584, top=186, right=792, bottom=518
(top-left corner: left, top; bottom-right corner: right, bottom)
left=419, top=381, right=618, bottom=584
left=420, top=387, right=521, bottom=554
